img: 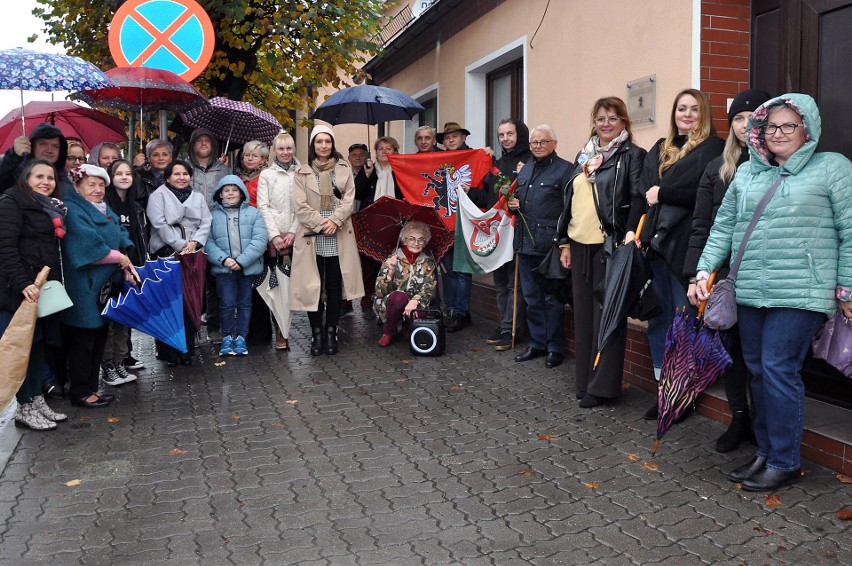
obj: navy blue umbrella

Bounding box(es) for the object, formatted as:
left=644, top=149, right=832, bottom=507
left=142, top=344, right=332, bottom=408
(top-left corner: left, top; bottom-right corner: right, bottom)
left=312, top=85, right=425, bottom=125
left=102, top=258, right=187, bottom=353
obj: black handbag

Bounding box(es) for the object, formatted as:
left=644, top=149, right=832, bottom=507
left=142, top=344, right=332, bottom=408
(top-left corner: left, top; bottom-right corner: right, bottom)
left=532, top=243, right=573, bottom=305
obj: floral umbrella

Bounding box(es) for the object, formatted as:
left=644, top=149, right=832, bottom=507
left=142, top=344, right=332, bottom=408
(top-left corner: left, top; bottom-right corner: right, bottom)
left=0, top=48, right=114, bottom=136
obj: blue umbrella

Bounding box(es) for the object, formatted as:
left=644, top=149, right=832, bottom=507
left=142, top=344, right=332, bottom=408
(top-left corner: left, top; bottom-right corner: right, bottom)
left=102, top=258, right=187, bottom=353
left=0, top=47, right=114, bottom=136
left=312, top=85, right=424, bottom=126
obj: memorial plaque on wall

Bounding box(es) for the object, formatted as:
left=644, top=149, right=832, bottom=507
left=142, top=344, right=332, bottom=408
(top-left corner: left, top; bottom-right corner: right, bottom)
left=627, top=75, right=656, bottom=125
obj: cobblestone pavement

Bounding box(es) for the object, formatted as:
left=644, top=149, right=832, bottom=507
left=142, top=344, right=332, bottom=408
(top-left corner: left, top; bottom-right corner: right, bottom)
left=0, top=311, right=850, bottom=565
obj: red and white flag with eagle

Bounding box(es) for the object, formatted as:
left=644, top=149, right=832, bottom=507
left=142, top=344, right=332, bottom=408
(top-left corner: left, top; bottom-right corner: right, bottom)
left=388, top=149, right=493, bottom=230
left=452, top=189, right=514, bottom=274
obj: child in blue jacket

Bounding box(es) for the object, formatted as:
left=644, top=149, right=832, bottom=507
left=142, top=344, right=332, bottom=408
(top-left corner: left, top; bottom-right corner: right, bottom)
left=206, top=175, right=267, bottom=355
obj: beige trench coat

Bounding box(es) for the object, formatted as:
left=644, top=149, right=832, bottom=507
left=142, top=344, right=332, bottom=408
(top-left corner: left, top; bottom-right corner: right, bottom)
left=290, top=160, right=364, bottom=310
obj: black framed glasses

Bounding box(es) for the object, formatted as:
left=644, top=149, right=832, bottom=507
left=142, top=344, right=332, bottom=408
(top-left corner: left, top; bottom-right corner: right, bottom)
left=530, top=140, right=554, bottom=147
left=764, top=123, right=804, bottom=135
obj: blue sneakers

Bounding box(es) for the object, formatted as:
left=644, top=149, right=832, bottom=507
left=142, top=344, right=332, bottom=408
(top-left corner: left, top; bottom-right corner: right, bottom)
left=233, top=336, right=248, bottom=356
left=219, top=336, right=235, bottom=356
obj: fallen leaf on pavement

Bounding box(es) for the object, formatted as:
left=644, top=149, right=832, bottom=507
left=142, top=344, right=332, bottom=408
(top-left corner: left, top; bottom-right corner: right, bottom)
left=232, top=414, right=240, bottom=420
left=538, top=434, right=556, bottom=441
left=450, top=384, right=464, bottom=391
left=78, top=416, right=89, bottom=422
left=734, top=483, right=742, bottom=490
left=400, top=359, right=411, bottom=365
left=621, top=383, right=632, bottom=390
left=471, top=348, right=483, bottom=353
left=271, top=422, right=285, bottom=428
left=107, top=416, right=120, bottom=423
left=836, top=508, right=852, bottom=520
left=627, top=454, right=640, bottom=461
left=519, top=469, right=534, bottom=477
left=214, top=361, right=226, bottom=367
left=584, top=482, right=599, bottom=490
left=642, top=462, right=660, bottom=471
left=837, top=474, right=852, bottom=484
left=753, top=526, right=775, bottom=535
left=65, top=479, right=81, bottom=487
left=765, top=494, right=782, bottom=508
left=285, top=400, right=298, bottom=405
left=169, top=448, right=187, bottom=455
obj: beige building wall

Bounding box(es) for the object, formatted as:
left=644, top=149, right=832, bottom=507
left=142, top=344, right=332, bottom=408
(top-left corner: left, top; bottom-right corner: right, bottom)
left=377, top=0, right=697, bottom=154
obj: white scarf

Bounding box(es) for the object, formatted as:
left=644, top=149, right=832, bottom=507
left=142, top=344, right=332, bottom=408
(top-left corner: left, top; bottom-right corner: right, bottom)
left=375, top=161, right=395, bottom=199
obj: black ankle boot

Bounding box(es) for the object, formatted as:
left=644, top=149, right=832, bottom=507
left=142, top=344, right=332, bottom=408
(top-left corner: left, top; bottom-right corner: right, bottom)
left=310, top=327, right=324, bottom=356
left=325, top=326, right=338, bottom=355
left=715, top=410, right=754, bottom=453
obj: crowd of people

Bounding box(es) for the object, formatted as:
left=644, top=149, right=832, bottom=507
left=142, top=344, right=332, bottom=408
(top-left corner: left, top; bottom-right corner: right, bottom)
left=0, top=88, right=849, bottom=494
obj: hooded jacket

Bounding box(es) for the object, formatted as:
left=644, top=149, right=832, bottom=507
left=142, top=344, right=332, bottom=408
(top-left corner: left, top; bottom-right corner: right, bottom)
left=477, top=120, right=533, bottom=209
left=0, top=123, right=69, bottom=194
left=697, top=93, right=852, bottom=316
left=187, top=128, right=231, bottom=209
left=205, top=175, right=267, bottom=277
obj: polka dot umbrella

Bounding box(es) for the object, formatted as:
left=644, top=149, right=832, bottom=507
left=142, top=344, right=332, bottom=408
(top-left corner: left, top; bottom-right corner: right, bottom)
left=179, top=97, right=282, bottom=153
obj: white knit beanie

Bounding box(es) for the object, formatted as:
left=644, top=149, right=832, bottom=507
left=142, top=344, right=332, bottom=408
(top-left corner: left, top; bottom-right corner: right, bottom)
left=310, top=120, right=335, bottom=145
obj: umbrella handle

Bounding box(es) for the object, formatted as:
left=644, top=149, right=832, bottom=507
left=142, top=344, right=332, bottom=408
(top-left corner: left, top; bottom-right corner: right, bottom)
left=696, top=271, right=718, bottom=319
left=634, top=214, right=646, bottom=242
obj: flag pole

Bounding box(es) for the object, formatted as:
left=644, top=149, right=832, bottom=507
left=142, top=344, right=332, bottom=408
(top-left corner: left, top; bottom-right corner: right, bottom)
left=511, top=253, right=519, bottom=349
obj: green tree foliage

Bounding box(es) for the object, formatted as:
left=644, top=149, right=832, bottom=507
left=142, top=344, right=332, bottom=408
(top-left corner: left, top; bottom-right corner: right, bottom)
left=34, top=0, right=389, bottom=128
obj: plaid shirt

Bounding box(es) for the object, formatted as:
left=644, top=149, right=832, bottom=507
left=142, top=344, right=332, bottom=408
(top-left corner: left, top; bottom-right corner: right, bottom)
left=315, top=201, right=339, bottom=257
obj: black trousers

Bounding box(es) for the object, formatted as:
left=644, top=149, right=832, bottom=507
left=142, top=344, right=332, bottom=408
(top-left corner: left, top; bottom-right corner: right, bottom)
left=308, top=255, right=343, bottom=328
left=571, top=242, right=627, bottom=399
left=63, top=324, right=109, bottom=400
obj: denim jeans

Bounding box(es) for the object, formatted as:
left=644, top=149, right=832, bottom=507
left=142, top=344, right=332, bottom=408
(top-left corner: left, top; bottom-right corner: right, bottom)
left=216, top=272, right=254, bottom=338
left=517, top=253, right=564, bottom=353
left=737, top=306, right=825, bottom=472
left=646, top=255, right=696, bottom=372
left=441, top=250, right=471, bottom=315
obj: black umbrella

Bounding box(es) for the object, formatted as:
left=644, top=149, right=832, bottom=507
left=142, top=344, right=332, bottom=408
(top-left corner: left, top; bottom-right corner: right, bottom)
left=593, top=215, right=653, bottom=369
left=312, top=85, right=425, bottom=124
left=311, top=85, right=425, bottom=147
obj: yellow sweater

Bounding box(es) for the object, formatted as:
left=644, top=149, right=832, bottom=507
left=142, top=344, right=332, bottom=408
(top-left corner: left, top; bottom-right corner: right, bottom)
left=566, top=173, right=605, bottom=245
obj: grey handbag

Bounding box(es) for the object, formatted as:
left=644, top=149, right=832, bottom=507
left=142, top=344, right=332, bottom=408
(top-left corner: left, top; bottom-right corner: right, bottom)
left=704, top=174, right=788, bottom=330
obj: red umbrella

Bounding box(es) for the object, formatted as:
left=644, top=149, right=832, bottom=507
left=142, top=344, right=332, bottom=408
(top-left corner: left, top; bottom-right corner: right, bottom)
left=73, top=66, right=208, bottom=152
left=352, top=196, right=454, bottom=263
left=177, top=250, right=207, bottom=332
left=73, top=67, right=207, bottom=112
left=0, top=101, right=126, bottom=152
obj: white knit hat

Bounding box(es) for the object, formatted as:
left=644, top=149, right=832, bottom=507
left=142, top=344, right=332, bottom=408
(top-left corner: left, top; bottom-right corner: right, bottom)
left=310, top=120, right=335, bottom=145
left=70, top=163, right=110, bottom=186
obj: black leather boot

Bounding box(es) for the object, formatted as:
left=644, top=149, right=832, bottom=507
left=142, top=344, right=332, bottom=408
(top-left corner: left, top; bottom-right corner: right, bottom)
left=310, top=327, right=324, bottom=356
left=325, top=326, right=338, bottom=355
left=715, top=410, right=754, bottom=453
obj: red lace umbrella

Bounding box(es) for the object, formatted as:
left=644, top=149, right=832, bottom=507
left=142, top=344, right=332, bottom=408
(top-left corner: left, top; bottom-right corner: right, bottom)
left=0, top=101, right=126, bottom=151
left=352, top=196, right=454, bottom=263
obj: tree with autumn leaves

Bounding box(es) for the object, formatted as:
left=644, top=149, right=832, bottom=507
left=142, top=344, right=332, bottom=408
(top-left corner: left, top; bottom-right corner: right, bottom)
left=34, top=0, right=389, bottom=129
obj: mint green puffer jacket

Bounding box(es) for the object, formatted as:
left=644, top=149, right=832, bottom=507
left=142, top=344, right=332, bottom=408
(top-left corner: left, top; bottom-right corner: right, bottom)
left=697, top=93, right=852, bottom=316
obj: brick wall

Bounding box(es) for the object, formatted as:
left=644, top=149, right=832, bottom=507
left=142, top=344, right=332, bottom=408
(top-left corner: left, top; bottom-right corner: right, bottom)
left=700, top=0, right=751, bottom=136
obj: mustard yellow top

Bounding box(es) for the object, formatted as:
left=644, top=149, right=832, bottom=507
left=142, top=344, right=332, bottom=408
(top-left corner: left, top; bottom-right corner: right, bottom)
left=566, top=173, right=605, bottom=245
